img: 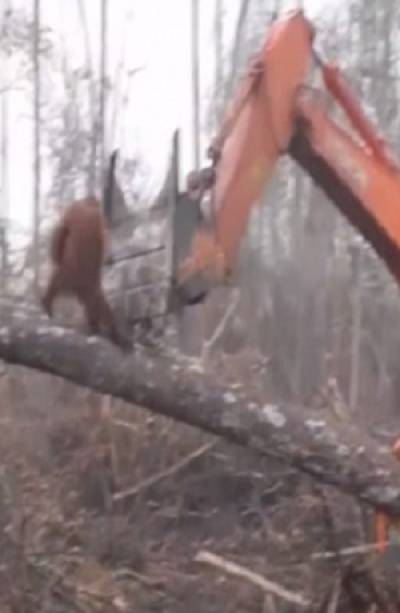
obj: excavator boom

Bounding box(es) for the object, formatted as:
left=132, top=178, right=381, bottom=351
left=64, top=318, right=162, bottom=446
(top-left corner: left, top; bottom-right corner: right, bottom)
left=170, top=10, right=315, bottom=303
left=211, top=11, right=313, bottom=269
left=170, top=9, right=400, bottom=306
left=291, top=94, right=400, bottom=283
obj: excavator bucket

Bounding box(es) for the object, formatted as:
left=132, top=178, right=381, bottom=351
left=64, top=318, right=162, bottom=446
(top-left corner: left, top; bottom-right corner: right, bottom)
left=167, top=193, right=211, bottom=308
left=101, top=132, right=205, bottom=333
left=164, top=132, right=211, bottom=313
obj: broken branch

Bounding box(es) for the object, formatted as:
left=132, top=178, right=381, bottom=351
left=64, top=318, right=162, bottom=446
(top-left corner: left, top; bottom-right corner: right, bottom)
left=113, top=441, right=215, bottom=501
left=194, top=550, right=309, bottom=607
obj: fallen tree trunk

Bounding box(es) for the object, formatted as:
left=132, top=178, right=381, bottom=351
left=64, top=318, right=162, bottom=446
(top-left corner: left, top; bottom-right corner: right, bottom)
left=0, top=313, right=400, bottom=516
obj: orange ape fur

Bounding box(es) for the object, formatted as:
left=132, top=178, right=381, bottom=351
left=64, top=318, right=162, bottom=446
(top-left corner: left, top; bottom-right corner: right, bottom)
left=373, top=438, right=400, bottom=553
left=41, top=196, right=124, bottom=348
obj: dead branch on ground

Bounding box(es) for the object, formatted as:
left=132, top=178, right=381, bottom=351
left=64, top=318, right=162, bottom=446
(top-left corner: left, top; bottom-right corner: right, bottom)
left=194, top=550, right=309, bottom=607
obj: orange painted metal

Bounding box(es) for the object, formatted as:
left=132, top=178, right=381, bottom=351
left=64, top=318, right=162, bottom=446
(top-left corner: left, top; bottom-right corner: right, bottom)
left=178, top=228, right=226, bottom=284
left=296, top=94, right=400, bottom=261
left=320, top=62, right=398, bottom=171
left=374, top=511, right=389, bottom=554
left=210, top=9, right=314, bottom=272
left=179, top=10, right=400, bottom=291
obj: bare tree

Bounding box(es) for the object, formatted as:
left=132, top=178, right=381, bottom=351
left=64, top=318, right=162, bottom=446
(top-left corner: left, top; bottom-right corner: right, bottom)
left=225, top=0, right=251, bottom=101
left=32, top=0, right=41, bottom=299
left=191, top=0, right=200, bottom=170
left=349, top=247, right=363, bottom=412
left=0, top=0, right=10, bottom=292
left=99, top=0, right=107, bottom=190
left=214, top=0, right=224, bottom=128
left=179, top=0, right=203, bottom=358
left=76, top=0, right=97, bottom=194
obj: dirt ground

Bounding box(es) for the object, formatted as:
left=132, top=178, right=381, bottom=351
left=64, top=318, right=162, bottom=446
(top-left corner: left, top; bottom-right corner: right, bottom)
left=0, top=364, right=398, bottom=613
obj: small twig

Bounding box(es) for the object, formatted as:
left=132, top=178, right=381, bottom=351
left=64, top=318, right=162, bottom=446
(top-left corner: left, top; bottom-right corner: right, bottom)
left=113, top=441, right=215, bottom=501
left=312, top=541, right=393, bottom=560
left=101, top=394, right=121, bottom=489
left=111, top=419, right=138, bottom=433
left=112, top=568, right=165, bottom=590
left=194, top=550, right=310, bottom=607
left=201, top=288, right=240, bottom=363
left=105, top=244, right=165, bottom=267
left=17, top=511, right=28, bottom=613
left=326, top=574, right=342, bottom=613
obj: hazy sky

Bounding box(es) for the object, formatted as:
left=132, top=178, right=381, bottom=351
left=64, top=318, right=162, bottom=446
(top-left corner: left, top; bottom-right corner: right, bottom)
left=2, top=0, right=339, bottom=235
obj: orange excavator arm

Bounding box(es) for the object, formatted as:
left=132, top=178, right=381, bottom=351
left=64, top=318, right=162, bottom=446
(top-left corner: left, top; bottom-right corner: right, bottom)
left=173, top=10, right=316, bottom=301
left=167, top=9, right=400, bottom=553
left=172, top=9, right=400, bottom=305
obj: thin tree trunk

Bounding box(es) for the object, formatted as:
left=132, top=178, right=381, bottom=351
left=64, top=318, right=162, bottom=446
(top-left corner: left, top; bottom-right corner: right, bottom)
left=226, top=0, right=251, bottom=101
left=179, top=0, right=203, bottom=357
left=214, top=0, right=224, bottom=129
left=33, top=0, right=41, bottom=299
left=192, top=0, right=200, bottom=170
left=58, top=46, right=75, bottom=205
left=0, top=95, right=9, bottom=294
left=76, top=0, right=97, bottom=194
left=109, top=14, right=128, bottom=155
left=99, top=0, right=107, bottom=191
left=291, top=172, right=307, bottom=398
left=349, top=250, right=363, bottom=413
left=1, top=0, right=9, bottom=293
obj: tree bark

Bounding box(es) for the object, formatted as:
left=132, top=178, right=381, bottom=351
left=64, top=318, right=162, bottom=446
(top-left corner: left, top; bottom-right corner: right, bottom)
left=226, top=0, right=251, bottom=100
left=0, top=1, right=9, bottom=293
left=76, top=0, right=97, bottom=194
left=213, top=0, right=224, bottom=129
left=0, top=310, right=400, bottom=517
left=99, top=0, right=107, bottom=186
left=33, top=0, right=41, bottom=299
left=191, top=0, right=200, bottom=171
